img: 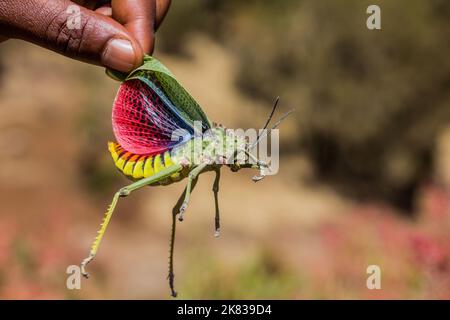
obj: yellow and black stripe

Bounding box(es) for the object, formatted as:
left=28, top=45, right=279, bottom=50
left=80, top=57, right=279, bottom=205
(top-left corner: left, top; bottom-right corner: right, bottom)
left=108, top=142, right=182, bottom=183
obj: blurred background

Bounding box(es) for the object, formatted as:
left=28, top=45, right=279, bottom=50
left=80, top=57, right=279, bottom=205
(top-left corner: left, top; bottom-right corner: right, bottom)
left=0, top=0, right=449, bottom=299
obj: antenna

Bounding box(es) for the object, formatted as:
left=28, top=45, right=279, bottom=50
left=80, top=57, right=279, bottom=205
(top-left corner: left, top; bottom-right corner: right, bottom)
left=247, top=97, right=280, bottom=151
left=262, top=96, right=280, bottom=131
left=248, top=108, right=295, bottom=151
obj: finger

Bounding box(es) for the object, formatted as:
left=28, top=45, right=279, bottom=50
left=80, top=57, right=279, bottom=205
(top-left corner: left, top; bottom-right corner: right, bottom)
left=94, top=0, right=170, bottom=24
left=95, top=4, right=112, bottom=17
left=155, top=0, right=171, bottom=30
left=111, top=0, right=156, bottom=54
left=0, top=0, right=143, bottom=72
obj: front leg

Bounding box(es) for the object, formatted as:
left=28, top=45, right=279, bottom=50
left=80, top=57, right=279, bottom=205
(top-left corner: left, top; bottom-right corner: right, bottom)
left=241, top=149, right=270, bottom=182
left=178, top=162, right=208, bottom=221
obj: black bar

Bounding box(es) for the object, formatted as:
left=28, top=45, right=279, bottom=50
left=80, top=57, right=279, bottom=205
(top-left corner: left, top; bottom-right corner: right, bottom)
left=0, top=300, right=448, bottom=318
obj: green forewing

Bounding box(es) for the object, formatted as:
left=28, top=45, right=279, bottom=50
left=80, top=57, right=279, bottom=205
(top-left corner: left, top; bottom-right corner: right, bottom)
left=107, top=55, right=211, bottom=129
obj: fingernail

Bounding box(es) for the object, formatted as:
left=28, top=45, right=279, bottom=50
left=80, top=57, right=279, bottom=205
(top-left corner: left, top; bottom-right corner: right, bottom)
left=102, top=39, right=136, bottom=72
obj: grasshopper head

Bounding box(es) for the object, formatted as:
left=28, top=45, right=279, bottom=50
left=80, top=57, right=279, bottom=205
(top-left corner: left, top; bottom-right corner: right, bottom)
left=211, top=120, right=270, bottom=178
left=222, top=97, right=294, bottom=182
left=224, top=134, right=269, bottom=179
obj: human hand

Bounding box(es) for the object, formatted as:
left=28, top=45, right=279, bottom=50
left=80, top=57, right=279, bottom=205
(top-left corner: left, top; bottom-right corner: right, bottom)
left=0, top=0, right=171, bottom=72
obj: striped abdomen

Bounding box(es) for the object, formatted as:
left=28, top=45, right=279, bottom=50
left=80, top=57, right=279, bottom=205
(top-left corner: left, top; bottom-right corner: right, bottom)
left=108, top=142, right=183, bottom=184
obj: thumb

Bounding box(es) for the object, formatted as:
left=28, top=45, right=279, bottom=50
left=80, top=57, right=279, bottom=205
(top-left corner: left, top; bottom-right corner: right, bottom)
left=0, top=0, right=143, bottom=72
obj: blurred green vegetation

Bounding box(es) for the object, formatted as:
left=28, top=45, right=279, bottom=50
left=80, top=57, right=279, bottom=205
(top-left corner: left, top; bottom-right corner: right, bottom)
left=181, top=249, right=299, bottom=299
left=158, top=0, right=450, bottom=210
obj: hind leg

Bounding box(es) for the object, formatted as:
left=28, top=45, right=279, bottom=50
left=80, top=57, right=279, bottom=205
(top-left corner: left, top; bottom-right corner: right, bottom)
left=168, top=178, right=198, bottom=297
left=81, top=164, right=182, bottom=278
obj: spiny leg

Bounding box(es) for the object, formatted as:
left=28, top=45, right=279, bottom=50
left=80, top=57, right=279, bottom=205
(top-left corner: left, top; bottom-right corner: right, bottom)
left=178, top=162, right=208, bottom=221
left=81, top=190, right=119, bottom=278
left=168, top=178, right=198, bottom=297
left=213, top=168, right=221, bottom=237
left=81, top=164, right=182, bottom=278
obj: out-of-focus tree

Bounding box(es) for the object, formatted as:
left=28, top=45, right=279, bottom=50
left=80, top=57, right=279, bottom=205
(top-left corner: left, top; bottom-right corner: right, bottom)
left=158, top=0, right=450, bottom=210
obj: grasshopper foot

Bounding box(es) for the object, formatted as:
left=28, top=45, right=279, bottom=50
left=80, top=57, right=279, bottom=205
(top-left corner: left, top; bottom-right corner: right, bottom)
left=252, top=174, right=265, bottom=182
left=80, top=254, right=94, bottom=278
left=167, top=273, right=178, bottom=297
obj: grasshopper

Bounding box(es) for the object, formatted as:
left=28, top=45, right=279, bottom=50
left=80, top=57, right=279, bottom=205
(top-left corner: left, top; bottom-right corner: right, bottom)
left=80, top=55, right=293, bottom=297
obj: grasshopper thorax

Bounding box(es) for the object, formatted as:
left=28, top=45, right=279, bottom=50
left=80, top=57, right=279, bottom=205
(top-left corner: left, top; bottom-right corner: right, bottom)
left=170, top=125, right=254, bottom=172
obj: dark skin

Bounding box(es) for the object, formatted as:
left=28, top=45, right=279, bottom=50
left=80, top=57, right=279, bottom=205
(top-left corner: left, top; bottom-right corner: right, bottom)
left=0, top=0, right=172, bottom=72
